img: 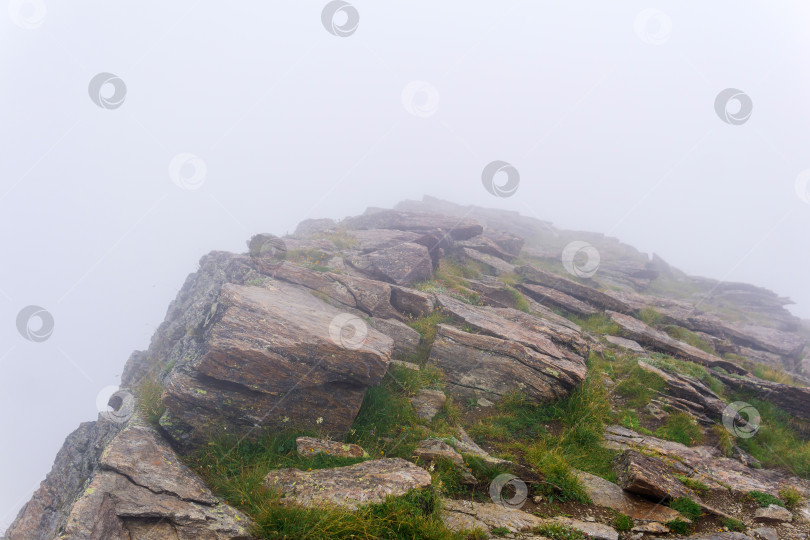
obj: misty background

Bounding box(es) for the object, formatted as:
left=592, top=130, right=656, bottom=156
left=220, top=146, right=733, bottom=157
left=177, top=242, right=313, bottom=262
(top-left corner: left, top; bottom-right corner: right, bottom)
left=2, top=1, right=810, bottom=532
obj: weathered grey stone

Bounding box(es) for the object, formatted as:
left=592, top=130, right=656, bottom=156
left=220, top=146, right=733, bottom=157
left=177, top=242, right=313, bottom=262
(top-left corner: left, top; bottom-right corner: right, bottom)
left=751, top=527, right=778, bottom=540
left=460, top=247, right=516, bottom=275
left=410, top=389, right=446, bottom=421
left=754, top=505, right=792, bottom=523
left=575, top=470, right=684, bottom=522
left=441, top=499, right=542, bottom=534
left=613, top=450, right=689, bottom=500
left=518, top=282, right=599, bottom=317
left=369, top=317, right=421, bottom=360
left=347, top=242, right=433, bottom=286
left=296, top=437, right=366, bottom=458
left=632, top=522, right=670, bottom=534
left=605, top=335, right=646, bottom=353
left=341, top=209, right=483, bottom=240
left=264, top=458, right=431, bottom=510
left=551, top=516, right=619, bottom=540
left=159, top=281, right=392, bottom=451
left=413, top=439, right=464, bottom=466
left=517, top=265, right=632, bottom=313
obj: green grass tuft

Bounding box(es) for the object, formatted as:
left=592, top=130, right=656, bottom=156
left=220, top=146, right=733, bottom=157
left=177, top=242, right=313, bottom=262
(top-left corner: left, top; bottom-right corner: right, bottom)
left=669, top=497, right=702, bottom=521
left=723, top=518, right=746, bottom=532
left=655, top=412, right=703, bottom=446
left=531, top=523, right=590, bottom=540
left=746, top=491, right=785, bottom=508
left=613, top=513, right=633, bottom=532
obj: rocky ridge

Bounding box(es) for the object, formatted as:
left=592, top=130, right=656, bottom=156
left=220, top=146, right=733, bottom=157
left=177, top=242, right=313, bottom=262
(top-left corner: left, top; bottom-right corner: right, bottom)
left=6, top=196, right=810, bottom=540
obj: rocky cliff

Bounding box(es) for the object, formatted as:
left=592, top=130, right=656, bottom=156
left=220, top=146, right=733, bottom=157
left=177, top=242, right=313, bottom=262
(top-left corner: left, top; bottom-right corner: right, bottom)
left=7, top=196, right=810, bottom=540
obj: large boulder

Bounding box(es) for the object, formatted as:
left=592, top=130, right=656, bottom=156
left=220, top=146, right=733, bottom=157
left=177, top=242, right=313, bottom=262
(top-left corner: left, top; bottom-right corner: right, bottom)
left=518, top=282, right=599, bottom=317
left=159, top=280, right=393, bottom=451
left=7, top=422, right=251, bottom=540
left=264, top=458, right=431, bottom=510
left=613, top=450, right=689, bottom=501
left=428, top=323, right=585, bottom=403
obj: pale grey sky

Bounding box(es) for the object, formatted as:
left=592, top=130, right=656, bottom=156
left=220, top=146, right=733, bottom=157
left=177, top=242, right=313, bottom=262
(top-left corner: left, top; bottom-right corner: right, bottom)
left=2, top=1, right=810, bottom=532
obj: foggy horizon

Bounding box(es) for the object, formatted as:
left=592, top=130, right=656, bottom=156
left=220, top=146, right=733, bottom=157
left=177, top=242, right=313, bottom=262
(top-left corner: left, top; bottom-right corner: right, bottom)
left=3, top=1, right=810, bottom=534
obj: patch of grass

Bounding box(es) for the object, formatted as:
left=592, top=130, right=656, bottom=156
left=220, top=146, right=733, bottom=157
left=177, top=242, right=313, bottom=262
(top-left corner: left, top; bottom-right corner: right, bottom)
left=346, top=370, right=425, bottom=459
left=415, top=259, right=484, bottom=305
left=610, top=357, right=667, bottom=409
left=135, top=376, right=166, bottom=427
left=747, top=491, right=785, bottom=508
left=644, top=354, right=725, bottom=396
left=662, top=325, right=715, bottom=354
left=531, top=523, right=590, bottom=540
left=490, top=526, right=510, bottom=537
left=473, top=353, right=617, bottom=500
left=406, top=311, right=453, bottom=364
left=320, top=230, right=357, bottom=251
left=779, top=486, right=803, bottom=508
left=711, top=424, right=735, bottom=457
left=569, top=313, right=621, bottom=336
left=187, top=432, right=473, bottom=539
left=655, top=412, right=703, bottom=446
left=734, top=398, right=810, bottom=478
left=723, top=518, right=746, bottom=532
left=751, top=363, right=798, bottom=386
left=665, top=519, right=692, bottom=535
left=506, top=286, right=531, bottom=313
left=637, top=307, right=665, bottom=326
left=677, top=476, right=709, bottom=496
left=669, top=497, right=702, bottom=521
left=613, top=513, right=633, bottom=532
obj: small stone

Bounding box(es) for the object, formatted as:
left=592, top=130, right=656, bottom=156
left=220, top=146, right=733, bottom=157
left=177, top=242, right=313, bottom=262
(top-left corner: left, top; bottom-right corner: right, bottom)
left=389, top=359, right=420, bottom=371
left=632, top=522, right=670, bottom=534
left=754, top=504, right=792, bottom=523
left=413, top=439, right=464, bottom=467
left=585, top=516, right=596, bottom=522
left=751, top=526, right=778, bottom=540
left=477, top=397, right=494, bottom=407
left=410, top=389, right=446, bottom=421
left=295, top=437, right=366, bottom=458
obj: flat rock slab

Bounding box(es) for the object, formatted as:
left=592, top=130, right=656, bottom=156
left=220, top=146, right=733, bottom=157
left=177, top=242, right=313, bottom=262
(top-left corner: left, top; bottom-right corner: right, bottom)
left=550, top=516, right=619, bottom=540
left=714, top=371, right=810, bottom=422
left=296, top=437, right=366, bottom=458
left=613, top=449, right=689, bottom=500
left=576, top=470, right=684, bottom=522
left=518, top=282, right=599, bottom=317
left=633, top=522, right=670, bottom=534
left=607, top=310, right=745, bottom=374
left=369, top=317, right=421, bottom=360
left=460, top=247, right=516, bottom=275
left=264, top=458, right=431, bottom=510
left=750, top=527, right=778, bottom=540
left=441, top=499, right=542, bottom=534
left=517, top=265, right=632, bottom=313
left=410, top=389, right=446, bottom=421
left=413, top=439, right=464, bottom=467
left=605, top=335, right=646, bottom=353
left=754, top=504, right=793, bottom=523
left=347, top=242, right=433, bottom=286
left=429, top=324, right=585, bottom=403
